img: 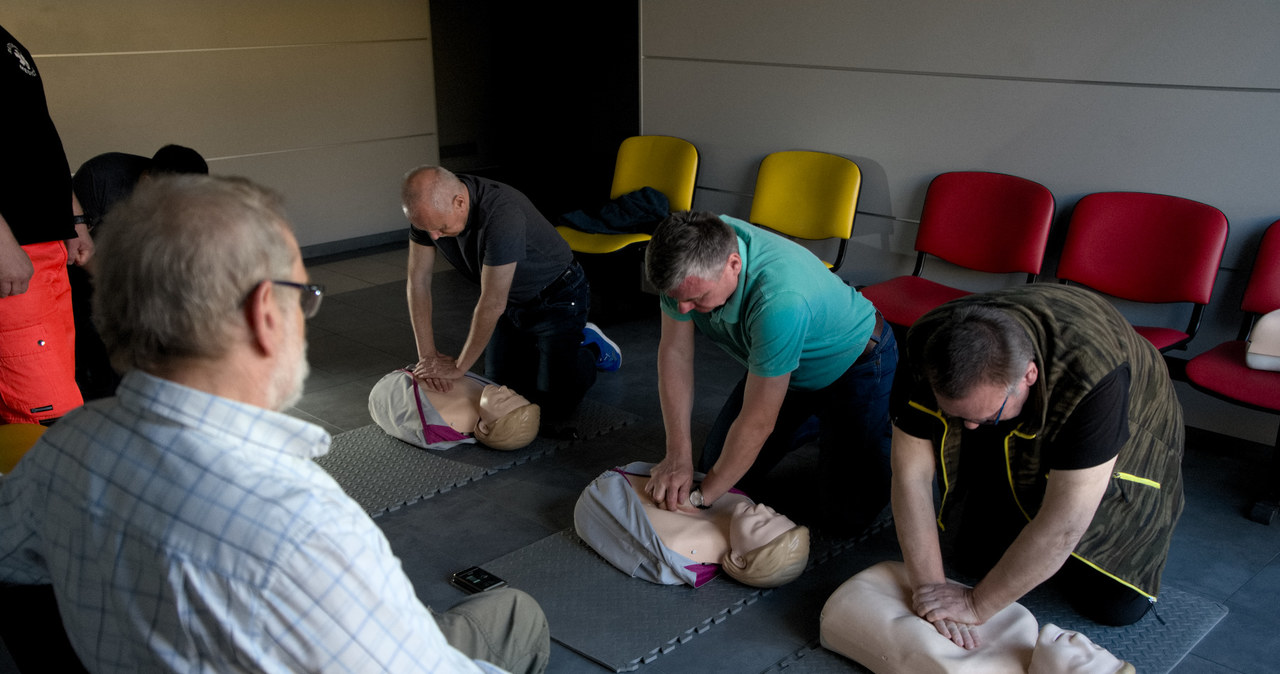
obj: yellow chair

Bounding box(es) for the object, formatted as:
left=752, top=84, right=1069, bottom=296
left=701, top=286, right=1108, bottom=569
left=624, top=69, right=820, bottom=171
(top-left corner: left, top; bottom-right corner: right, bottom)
left=555, top=135, right=699, bottom=254
left=748, top=150, right=861, bottom=272
left=0, top=423, right=46, bottom=474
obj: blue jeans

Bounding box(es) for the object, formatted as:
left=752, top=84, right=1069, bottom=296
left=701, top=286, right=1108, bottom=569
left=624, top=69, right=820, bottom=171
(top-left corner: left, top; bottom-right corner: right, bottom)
left=699, top=318, right=898, bottom=534
left=486, top=263, right=596, bottom=425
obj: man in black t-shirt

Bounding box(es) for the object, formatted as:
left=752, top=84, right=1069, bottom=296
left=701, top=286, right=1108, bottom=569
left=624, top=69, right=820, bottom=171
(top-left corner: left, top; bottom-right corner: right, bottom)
left=890, top=285, right=1183, bottom=647
left=400, top=166, right=620, bottom=434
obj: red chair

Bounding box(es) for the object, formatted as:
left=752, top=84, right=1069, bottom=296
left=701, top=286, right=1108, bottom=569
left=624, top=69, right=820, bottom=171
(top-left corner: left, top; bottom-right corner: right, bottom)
left=1057, top=192, right=1228, bottom=352
left=860, top=172, right=1055, bottom=329
left=1185, top=219, right=1280, bottom=524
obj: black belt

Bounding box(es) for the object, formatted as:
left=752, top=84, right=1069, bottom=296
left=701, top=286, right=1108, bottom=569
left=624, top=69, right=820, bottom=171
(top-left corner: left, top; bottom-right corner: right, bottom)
left=534, top=261, right=581, bottom=302
left=858, top=310, right=886, bottom=361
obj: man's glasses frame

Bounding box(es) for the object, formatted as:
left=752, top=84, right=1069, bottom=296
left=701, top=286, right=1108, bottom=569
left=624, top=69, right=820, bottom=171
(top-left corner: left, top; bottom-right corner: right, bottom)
left=961, top=389, right=1010, bottom=427
left=271, top=280, right=325, bottom=319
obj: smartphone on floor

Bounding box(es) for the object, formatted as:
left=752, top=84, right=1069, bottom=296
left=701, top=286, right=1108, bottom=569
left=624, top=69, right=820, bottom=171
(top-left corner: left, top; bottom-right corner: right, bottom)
left=450, top=566, right=507, bottom=594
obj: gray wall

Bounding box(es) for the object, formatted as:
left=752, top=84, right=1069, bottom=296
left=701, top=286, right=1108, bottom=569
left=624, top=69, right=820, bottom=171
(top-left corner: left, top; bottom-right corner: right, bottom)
left=7, top=0, right=437, bottom=254
left=639, top=0, right=1280, bottom=441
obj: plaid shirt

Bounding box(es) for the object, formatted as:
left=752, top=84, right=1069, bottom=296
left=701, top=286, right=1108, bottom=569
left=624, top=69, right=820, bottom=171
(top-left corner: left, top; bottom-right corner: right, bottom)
left=0, top=370, right=504, bottom=673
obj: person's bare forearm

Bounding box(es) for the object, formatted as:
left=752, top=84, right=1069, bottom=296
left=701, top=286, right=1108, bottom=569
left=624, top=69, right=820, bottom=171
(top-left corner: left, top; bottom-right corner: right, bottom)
left=454, top=298, right=503, bottom=373
left=891, top=427, right=948, bottom=590
left=407, top=248, right=439, bottom=359
left=969, top=460, right=1116, bottom=621
left=657, top=326, right=696, bottom=462
left=699, top=372, right=788, bottom=503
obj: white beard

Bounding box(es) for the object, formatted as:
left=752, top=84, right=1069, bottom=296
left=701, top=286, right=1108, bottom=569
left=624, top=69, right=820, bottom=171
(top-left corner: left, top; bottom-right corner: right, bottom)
left=268, top=318, right=310, bottom=411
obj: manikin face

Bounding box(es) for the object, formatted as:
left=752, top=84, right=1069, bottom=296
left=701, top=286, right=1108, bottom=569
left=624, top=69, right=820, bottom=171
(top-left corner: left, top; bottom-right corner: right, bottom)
left=666, top=253, right=742, bottom=314
left=1029, top=624, right=1128, bottom=674
left=478, top=385, right=530, bottom=424
left=728, top=501, right=797, bottom=555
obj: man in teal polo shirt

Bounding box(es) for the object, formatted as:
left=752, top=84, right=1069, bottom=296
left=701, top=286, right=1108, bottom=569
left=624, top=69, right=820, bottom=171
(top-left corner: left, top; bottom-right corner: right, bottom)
left=642, top=211, right=895, bottom=534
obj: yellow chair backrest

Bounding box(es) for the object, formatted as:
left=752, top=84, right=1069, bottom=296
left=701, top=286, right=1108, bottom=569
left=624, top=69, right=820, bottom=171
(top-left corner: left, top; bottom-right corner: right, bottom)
left=610, top=136, right=699, bottom=211
left=0, top=423, right=47, bottom=474
left=749, top=150, right=861, bottom=242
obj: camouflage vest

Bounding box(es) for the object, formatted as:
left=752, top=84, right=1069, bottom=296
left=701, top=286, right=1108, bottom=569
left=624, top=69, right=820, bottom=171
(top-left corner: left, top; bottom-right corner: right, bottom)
left=906, top=285, right=1184, bottom=598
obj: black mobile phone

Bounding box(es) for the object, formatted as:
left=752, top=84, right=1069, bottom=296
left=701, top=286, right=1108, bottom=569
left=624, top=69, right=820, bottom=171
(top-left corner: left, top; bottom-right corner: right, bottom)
left=450, top=566, right=507, bottom=594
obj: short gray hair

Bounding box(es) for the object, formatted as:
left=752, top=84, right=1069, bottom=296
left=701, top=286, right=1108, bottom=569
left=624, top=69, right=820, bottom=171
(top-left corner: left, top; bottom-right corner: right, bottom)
left=920, top=304, right=1034, bottom=400
left=93, top=174, right=297, bottom=373
left=402, top=165, right=462, bottom=213
left=645, top=211, right=737, bottom=293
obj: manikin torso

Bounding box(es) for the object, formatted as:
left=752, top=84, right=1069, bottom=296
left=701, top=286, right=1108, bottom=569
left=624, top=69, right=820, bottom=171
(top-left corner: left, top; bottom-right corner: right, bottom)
left=623, top=474, right=797, bottom=564
left=423, top=379, right=529, bottom=435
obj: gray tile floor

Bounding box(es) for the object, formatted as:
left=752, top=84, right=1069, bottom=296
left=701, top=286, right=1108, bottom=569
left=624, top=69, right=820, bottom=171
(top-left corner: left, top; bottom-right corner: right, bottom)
left=294, top=244, right=1280, bottom=674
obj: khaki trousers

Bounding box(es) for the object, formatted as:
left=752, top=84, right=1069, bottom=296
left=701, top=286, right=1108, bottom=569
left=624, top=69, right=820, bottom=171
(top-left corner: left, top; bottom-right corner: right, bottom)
left=435, top=587, right=550, bottom=674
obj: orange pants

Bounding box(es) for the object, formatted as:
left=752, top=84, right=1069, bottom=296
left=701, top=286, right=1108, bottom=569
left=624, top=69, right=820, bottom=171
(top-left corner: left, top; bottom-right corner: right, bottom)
left=0, top=241, right=82, bottom=423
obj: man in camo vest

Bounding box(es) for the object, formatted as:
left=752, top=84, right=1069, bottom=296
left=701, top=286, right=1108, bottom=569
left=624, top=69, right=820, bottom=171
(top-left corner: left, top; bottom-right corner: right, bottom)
left=891, top=284, right=1183, bottom=649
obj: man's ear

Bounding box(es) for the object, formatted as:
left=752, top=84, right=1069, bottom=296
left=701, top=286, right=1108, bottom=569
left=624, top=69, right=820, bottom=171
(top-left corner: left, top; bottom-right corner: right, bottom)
left=243, top=280, right=282, bottom=357
left=727, top=251, right=742, bottom=275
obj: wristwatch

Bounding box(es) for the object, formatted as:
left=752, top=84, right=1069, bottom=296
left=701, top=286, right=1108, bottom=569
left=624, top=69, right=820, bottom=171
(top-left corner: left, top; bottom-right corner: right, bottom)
left=689, top=488, right=711, bottom=509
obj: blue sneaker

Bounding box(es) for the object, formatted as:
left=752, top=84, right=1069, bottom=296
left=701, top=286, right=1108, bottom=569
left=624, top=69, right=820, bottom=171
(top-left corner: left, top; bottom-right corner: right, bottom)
left=582, top=322, right=621, bottom=372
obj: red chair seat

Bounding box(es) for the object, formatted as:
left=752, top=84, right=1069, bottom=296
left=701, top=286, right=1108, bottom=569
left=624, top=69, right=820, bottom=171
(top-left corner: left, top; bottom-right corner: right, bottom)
left=1186, top=340, right=1280, bottom=412
left=861, top=276, right=972, bottom=328
left=1134, top=326, right=1192, bottom=353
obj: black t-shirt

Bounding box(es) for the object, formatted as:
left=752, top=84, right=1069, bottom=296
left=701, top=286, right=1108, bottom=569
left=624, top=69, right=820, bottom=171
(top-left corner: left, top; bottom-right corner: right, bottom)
left=1046, top=364, right=1129, bottom=470
left=408, top=175, right=572, bottom=305
left=0, top=24, right=74, bottom=244
left=893, top=363, right=1131, bottom=471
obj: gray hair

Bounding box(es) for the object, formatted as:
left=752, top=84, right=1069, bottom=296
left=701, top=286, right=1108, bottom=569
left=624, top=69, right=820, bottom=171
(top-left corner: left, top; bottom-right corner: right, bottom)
left=645, top=211, right=737, bottom=293
left=402, top=165, right=462, bottom=213
left=920, top=304, right=1034, bottom=400
left=93, top=174, right=297, bottom=373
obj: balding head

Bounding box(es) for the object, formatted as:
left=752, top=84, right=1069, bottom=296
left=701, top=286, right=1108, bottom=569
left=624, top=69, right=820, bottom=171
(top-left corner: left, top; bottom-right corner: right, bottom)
left=401, top=165, right=468, bottom=239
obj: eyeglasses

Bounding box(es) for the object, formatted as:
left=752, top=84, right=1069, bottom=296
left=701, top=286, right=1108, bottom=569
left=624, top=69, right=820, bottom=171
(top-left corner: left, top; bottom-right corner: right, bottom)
left=271, top=280, right=325, bottom=319
left=987, top=392, right=1010, bottom=426
left=960, top=389, right=1010, bottom=427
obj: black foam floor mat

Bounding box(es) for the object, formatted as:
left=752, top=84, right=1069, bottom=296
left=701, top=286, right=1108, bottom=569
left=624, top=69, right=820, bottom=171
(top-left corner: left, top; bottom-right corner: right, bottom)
left=318, top=399, right=640, bottom=516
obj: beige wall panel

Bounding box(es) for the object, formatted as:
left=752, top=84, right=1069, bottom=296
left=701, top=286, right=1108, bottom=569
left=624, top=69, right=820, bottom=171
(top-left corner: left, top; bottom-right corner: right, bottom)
left=642, top=0, right=1280, bottom=89
left=640, top=59, right=1280, bottom=273
left=39, top=40, right=435, bottom=167
left=9, top=0, right=430, bottom=52
left=211, top=136, right=437, bottom=248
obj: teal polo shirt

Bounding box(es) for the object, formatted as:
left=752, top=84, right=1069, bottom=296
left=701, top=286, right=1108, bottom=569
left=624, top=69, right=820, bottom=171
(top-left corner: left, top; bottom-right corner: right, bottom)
left=660, top=215, right=877, bottom=390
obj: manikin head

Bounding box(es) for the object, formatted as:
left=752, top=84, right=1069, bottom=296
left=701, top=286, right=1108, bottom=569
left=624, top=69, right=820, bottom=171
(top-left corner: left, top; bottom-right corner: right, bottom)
left=474, top=385, right=539, bottom=450
left=721, top=501, right=810, bottom=588
left=1028, top=624, right=1134, bottom=674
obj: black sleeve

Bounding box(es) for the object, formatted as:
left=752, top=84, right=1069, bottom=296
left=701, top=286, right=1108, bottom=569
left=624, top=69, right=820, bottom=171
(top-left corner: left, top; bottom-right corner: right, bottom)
left=890, top=359, right=943, bottom=441
left=408, top=225, right=436, bottom=247
left=1045, top=364, right=1131, bottom=470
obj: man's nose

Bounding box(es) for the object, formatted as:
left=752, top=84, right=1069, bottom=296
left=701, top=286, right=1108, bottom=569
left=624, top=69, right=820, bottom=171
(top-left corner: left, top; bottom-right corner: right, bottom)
left=677, top=301, right=695, bottom=314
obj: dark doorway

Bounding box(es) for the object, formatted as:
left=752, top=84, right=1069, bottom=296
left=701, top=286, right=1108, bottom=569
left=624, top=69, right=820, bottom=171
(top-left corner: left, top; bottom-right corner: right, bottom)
left=430, top=1, right=640, bottom=217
